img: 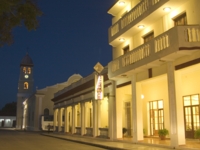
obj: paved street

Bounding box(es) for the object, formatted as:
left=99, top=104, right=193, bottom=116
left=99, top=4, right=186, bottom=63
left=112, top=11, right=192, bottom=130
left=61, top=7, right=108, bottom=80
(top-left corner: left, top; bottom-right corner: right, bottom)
left=1, top=129, right=197, bottom=150
left=0, top=129, right=108, bottom=150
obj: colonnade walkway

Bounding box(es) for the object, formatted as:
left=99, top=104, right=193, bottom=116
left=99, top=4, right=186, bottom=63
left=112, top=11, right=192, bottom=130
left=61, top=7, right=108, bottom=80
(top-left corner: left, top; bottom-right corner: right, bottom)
left=41, top=132, right=200, bottom=150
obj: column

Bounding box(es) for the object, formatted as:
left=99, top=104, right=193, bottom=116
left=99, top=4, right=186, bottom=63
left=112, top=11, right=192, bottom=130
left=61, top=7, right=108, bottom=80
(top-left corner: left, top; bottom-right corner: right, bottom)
left=108, top=81, right=116, bottom=140
left=131, top=74, right=137, bottom=142
left=60, top=108, right=63, bottom=132
left=72, top=105, right=75, bottom=134
left=167, top=62, right=178, bottom=148
left=64, top=107, right=68, bottom=133
left=66, top=107, right=70, bottom=132
left=38, top=96, right=43, bottom=125
left=34, top=95, right=43, bottom=131
left=97, top=100, right=101, bottom=136
left=74, top=105, right=77, bottom=133
left=93, top=99, right=97, bottom=137
left=81, top=102, right=85, bottom=135
left=175, top=71, right=185, bottom=145
left=16, top=96, right=23, bottom=129
left=136, top=82, right=143, bottom=140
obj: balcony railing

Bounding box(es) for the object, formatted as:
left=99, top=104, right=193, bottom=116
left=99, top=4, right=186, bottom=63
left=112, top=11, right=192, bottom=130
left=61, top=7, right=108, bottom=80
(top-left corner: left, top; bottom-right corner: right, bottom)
left=109, top=25, right=200, bottom=78
left=110, top=0, right=167, bottom=39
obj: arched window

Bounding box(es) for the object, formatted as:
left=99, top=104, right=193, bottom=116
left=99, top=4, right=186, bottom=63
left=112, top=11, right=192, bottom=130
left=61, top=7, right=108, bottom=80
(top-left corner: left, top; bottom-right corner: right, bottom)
left=23, top=67, right=27, bottom=73
left=44, top=108, right=49, bottom=116
left=27, top=67, right=31, bottom=74
left=24, top=82, right=28, bottom=89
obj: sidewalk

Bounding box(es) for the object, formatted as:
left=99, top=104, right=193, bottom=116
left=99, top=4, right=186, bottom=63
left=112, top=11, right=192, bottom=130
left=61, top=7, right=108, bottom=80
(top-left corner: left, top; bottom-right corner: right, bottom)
left=41, top=132, right=200, bottom=150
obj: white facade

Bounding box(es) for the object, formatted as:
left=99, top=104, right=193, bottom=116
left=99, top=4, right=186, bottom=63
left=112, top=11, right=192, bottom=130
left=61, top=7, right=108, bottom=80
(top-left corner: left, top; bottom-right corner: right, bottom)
left=52, top=1, right=200, bottom=148
left=16, top=54, right=34, bottom=129
left=52, top=67, right=116, bottom=139
left=0, top=116, right=16, bottom=128
left=22, top=74, right=82, bottom=131
left=107, top=0, right=200, bottom=148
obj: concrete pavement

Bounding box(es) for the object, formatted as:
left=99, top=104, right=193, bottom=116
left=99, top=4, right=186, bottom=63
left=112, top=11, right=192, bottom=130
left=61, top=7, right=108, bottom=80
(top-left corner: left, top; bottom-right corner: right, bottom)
left=41, top=132, right=194, bottom=150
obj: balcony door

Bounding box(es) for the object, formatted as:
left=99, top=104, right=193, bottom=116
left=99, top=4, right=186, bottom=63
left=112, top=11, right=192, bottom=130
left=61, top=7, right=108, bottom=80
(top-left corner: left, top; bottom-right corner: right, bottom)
left=125, top=102, right=132, bottom=136
left=183, top=95, right=200, bottom=138
left=149, top=100, right=164, bottom=136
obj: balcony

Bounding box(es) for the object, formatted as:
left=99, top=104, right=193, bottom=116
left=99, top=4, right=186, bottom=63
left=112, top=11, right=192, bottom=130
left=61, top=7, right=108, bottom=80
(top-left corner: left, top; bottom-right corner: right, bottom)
left=108, top=25, right=200, bottom=79
left=108, top=0, right=189, bottom=46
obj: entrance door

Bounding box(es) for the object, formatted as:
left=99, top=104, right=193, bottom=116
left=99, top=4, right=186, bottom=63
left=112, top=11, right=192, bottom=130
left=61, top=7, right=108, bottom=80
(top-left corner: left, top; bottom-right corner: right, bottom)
left=184, top=94, right=200, bottom=138
left=149, top=100, right=164, bottom=136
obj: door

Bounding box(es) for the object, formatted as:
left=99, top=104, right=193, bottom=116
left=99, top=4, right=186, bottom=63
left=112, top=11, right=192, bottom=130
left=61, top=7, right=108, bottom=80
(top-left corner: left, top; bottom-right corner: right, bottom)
left=183, top=95, right=200, bottom=138
left=125, top=102, right=132, bottom=136
left=149, top=100, right=164, bottom=136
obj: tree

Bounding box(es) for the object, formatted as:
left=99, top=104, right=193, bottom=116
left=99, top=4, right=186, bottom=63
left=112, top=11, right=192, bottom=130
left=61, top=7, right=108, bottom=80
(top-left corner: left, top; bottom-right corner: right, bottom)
left=0, top=101, right=16, bottom=116
left=0, top=0, right=42, bottom=47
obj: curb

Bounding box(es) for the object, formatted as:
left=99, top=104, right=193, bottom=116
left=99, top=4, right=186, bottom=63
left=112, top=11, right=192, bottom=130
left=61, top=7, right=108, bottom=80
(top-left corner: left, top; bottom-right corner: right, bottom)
left=41, top=133, right=126, bottom=150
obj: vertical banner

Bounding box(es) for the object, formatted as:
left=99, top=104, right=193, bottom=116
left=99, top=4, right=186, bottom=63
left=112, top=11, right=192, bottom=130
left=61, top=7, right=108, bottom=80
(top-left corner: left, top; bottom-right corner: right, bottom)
left=95, top=74, right=104, bottom=100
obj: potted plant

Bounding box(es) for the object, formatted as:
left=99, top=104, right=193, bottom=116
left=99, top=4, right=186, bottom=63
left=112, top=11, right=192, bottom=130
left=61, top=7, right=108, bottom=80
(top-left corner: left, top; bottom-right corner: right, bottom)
left=122, top=127, right=127, bottom=137
left=158, top=128, right=169, bottom=140
left=194, top=129, right=200, bottom=139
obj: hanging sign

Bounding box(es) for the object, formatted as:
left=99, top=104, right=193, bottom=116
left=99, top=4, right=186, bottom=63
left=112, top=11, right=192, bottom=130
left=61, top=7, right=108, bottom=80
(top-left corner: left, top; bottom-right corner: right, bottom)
left=94, top=62, right=104, bottom=100
left=95, top=75, right=104, bottom=100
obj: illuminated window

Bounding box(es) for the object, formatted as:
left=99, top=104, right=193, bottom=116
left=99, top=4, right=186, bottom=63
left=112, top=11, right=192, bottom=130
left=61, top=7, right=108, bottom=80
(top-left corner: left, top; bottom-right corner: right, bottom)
left=183, top=94, right=199, bottom=106
left=143, top=32, right=154, bottom=43
left=27, top=67, right=31, bottom=74
left=24, top=82, right=29, bottom=89
left=23, top=67, right=27, bottom=73
left=183, top=94, right=200, bottom=133
left=174, top=13, right=187, bottom=26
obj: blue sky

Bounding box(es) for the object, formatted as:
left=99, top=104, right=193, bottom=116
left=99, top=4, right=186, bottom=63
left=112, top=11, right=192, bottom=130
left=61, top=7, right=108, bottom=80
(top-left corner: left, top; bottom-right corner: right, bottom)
left=0, top=0, right=115, bottom=109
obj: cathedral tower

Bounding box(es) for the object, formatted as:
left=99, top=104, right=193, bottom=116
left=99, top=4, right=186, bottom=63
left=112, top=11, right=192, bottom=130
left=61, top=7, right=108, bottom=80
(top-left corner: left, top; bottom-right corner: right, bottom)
left=16, top=53, right=34, bottom=129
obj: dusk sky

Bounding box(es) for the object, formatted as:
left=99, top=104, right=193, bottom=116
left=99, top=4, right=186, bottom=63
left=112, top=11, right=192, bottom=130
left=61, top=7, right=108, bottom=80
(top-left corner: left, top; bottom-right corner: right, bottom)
left=0, top=0, right=115, bottom=109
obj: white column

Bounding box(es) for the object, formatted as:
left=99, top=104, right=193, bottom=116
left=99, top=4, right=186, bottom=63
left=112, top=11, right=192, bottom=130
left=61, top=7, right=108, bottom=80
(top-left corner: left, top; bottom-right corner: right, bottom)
left=108, top=81, right=116, bottom=140
left=81, top=102, right=85, bottom=135
left=64, top=107, right=68, bottom=133
left=175, top=71, right=185, bottom=145
left=60, top=108, right=63, bottom=132
left=131, top=74, right=137, bottom=142
left=38, top=97, right=43, bottom=125
left=97, top=100, right=101, bottom=135
left=75, top=105, right=77, bottom=132
left=93, top=100, right=97, bottom=137
left=72, top=105, right=75, bottom=134
left=16, top=97, right=23, bottom=129
left=136, top=82, right=143, bottom=140
left=167, top=62, right=178, bottom=148
left=116, top=88, right=123, bottom=139
left=66, top=107, right=70, bottom=132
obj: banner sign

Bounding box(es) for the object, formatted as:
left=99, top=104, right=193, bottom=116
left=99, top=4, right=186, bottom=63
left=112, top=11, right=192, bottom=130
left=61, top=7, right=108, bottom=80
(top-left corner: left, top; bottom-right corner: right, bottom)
left=95, top=75, right=104, bottom=100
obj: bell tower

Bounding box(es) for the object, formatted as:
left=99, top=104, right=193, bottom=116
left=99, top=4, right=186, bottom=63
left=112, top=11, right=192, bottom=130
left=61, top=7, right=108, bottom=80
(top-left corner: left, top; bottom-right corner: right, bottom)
left=16, top=53, right=34, bottom=129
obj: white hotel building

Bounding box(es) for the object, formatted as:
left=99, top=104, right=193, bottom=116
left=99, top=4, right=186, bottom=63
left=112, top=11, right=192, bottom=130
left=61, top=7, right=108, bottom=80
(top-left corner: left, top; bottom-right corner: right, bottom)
left=52, top=0, right=200, bottom=148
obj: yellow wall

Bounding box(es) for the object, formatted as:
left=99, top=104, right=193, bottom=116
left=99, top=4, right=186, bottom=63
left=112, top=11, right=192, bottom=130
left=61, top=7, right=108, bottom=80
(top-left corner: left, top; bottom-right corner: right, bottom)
left=141, top=75, right=170, bottom=136
left=100, top=97, right=108, bottom=127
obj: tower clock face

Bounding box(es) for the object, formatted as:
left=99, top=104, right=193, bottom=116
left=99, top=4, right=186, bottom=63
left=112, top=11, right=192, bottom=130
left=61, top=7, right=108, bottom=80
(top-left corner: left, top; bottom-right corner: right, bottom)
left=24, top=75, right=29, bottom=79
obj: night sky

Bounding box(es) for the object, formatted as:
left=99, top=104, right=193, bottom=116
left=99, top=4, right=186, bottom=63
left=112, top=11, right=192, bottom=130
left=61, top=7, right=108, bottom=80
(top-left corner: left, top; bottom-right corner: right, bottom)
left=0, top=0, right=115, bottom=109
